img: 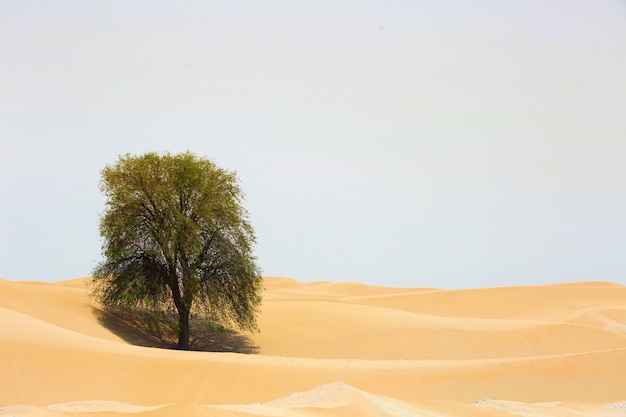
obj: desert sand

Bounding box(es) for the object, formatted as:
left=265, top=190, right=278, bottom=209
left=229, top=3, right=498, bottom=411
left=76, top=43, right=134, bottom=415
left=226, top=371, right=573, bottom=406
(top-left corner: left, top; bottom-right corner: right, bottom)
left=2, top=277, right=626, bottom=417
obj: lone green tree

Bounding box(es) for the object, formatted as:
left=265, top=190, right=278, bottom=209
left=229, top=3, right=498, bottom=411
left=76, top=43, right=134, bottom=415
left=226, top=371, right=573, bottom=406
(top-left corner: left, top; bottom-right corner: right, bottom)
left=92, top=152, right=262, bottom=350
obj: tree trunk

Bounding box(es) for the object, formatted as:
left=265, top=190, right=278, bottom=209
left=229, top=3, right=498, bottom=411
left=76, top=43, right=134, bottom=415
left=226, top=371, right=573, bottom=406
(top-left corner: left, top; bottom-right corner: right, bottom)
left=177, top=305, right=191, bottom=350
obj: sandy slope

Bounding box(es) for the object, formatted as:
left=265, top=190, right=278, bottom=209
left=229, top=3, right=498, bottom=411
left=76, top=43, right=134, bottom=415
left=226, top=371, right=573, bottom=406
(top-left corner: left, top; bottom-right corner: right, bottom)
left=2, top=277, right=626, bottom=417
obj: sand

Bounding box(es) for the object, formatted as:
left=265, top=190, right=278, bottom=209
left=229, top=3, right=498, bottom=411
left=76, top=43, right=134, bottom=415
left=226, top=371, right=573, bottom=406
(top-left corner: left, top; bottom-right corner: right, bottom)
left=2, top=276, right=626, bottom=417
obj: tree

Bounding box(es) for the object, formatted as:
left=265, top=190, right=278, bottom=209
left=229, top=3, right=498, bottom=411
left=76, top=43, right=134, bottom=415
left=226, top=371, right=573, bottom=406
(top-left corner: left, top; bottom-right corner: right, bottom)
left=92, top=152, right=263, bottom=350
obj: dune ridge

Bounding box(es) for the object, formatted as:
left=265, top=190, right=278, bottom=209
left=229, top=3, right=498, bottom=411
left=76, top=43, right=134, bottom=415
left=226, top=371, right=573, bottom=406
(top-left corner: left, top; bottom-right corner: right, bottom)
left=2, top=277, right=626, bottom=417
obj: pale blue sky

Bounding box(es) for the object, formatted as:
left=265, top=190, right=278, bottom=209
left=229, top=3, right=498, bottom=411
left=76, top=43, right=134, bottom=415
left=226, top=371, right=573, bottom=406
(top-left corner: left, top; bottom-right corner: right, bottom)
left=1, top=1, right=625, bottom=288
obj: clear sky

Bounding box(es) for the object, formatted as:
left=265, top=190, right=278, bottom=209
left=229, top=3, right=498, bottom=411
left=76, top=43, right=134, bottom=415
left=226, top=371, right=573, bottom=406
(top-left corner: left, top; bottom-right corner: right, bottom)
left=1, top=1, right=625, bottom=288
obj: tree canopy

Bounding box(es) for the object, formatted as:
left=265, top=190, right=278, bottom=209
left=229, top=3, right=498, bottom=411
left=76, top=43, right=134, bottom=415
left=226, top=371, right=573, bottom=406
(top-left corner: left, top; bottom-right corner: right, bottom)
left=92, top=152, right=262, bottom=349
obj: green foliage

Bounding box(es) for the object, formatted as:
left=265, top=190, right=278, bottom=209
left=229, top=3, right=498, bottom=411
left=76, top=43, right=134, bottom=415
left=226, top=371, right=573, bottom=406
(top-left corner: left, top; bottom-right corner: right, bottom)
left=92, top=152, right=263, bottom=349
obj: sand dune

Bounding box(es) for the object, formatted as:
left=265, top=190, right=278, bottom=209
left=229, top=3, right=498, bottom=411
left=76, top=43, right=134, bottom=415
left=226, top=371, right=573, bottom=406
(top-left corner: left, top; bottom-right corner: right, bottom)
left=2, top=277, right=626, bottom=416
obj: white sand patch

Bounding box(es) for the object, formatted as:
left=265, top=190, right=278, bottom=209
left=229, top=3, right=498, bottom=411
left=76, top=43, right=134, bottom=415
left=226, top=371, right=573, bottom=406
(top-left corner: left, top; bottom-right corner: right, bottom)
left=47, top=400, right=157, bottom=413
left=265, top=381, right=354, bottom=408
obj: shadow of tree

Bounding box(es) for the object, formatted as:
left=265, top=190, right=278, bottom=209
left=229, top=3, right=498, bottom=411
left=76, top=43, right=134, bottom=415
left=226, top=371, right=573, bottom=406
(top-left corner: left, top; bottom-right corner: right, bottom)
left=93, top=307, right=259, bottom=353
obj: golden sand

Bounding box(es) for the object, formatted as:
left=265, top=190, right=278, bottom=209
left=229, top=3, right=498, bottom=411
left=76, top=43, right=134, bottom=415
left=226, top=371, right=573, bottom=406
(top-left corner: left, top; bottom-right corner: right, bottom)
left=2, top=276, right=626, bottom=416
